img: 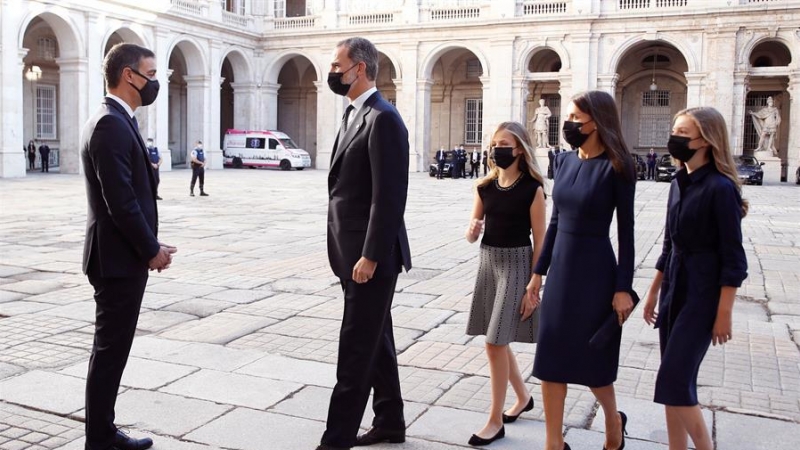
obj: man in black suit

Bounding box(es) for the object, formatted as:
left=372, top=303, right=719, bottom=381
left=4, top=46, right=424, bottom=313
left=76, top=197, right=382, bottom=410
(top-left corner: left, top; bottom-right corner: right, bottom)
left=81, top=43, right=176, bottom=450
left=39, top=142, right=50, bottom=172
left=435, top=146, right=447, bottom=179
left=318, top=37, right=412, bottom=450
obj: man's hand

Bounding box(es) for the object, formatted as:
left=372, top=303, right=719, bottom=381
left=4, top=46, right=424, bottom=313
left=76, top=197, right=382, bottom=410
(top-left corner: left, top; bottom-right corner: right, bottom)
left=352, top=257, right=377, bottom=284
left=149, top=244, right=178, bottom=272
left=151, top=163, right=158, bottom=169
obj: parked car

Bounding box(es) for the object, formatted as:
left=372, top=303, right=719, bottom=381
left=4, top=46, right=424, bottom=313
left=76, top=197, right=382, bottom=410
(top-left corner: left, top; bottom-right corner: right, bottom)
left=429, top=152, right=455, bottom=178
left=632, top=154, right=646, bottom=180
left=734, top=155, right=764, bottom=186
left=656, top=154, right=677, bottom=182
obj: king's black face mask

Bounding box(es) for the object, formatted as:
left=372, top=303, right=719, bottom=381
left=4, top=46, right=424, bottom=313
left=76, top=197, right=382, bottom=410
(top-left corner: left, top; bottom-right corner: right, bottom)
left=327, top=64, right=358, bottom=97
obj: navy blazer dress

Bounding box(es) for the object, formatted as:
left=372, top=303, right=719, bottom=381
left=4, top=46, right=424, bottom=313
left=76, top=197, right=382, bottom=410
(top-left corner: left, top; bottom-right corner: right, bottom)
left=654, top=163, right=748, bottom=406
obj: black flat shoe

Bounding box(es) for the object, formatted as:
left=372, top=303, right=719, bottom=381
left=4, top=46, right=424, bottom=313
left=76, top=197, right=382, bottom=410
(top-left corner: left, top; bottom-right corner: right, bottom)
left=602, top=411, right=628, bottom=450
left=468, top=426, right=505, bottom=446
left=112, top=430, right=153, bottom=450
left=502, top=396, right=534, bottom=423
left=354, top=426, right=405, bottom=446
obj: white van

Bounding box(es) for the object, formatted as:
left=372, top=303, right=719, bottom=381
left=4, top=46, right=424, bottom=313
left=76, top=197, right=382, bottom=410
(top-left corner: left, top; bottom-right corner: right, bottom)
left=222, top=129, right=312, bottom=170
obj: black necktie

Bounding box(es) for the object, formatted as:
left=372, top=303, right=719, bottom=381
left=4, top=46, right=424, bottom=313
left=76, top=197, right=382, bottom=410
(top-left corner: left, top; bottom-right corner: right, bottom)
left=342, top=105, right=354, bottom=132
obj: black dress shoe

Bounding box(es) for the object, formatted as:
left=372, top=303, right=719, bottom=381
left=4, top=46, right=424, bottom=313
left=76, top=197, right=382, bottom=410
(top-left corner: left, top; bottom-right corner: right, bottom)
left=355, top=426, right=405, bottom=446
left=315, top=445, right=350, bottom=450
left=502, top=396, right=534, bottom=423
left=602, top=411, right=628, bottom=450
left=468, top=426, right=504, bottom=446
left=111, top=430, right=153, bottom=450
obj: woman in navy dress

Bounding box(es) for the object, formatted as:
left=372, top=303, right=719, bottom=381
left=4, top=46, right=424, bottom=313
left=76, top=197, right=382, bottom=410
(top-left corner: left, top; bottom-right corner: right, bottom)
left=643, top=107, right=748, bottom=450
left=530, top=91, right=636, bottom=450
left=465, top=121, right=547, bottom=446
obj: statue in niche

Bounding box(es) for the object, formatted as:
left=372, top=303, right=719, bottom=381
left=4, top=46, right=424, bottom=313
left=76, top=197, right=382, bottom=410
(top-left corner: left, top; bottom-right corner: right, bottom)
left=530, top=98, right=552, bottom=149
left=749, top=96, right=781, bottom=157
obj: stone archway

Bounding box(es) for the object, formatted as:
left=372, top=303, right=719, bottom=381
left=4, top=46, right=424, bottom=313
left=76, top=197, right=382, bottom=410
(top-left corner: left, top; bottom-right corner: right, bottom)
left=166, top=39, right=205, bottom=166
left=613, top=41, right=689, bottom=155
left=524, top=48, right=563, bottom=150
left=276, top=56, right=318, bottom=165
left=219, top=49, right=254, bottom=143
left=18, top=12, right=83, bottom=175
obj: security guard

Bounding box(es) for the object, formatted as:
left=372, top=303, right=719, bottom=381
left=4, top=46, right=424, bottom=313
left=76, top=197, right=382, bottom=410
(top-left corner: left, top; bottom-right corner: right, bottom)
left=189, top=140, right=209, bottom=197
left=146, top=138, right=162, bottom=200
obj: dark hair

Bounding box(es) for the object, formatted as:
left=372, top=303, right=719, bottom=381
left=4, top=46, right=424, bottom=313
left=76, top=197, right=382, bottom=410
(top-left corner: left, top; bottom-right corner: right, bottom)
left=337, top=37, right=378, bottom=81
left=571, top=90, right=635, bottom=182
left=103, top=43, right=155, bottom=89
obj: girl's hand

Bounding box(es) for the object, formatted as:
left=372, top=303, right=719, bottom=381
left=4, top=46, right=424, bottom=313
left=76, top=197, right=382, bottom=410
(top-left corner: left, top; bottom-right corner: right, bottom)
left=643, top=292, right=658, bottom=326
left=612, top=291, right=634, bottom=326
left=466, top=218, right=484, bottom=242
left=712, top=309, right=733, bottom=346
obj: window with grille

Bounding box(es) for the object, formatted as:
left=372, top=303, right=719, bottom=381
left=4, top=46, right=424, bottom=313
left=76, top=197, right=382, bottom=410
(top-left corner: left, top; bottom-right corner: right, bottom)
left=38, top=37, right=56, bottom=61
left=638, top=90, right=671, bottom=147
left=465, top=98, right=483, bottom=145
left=542, top=94, right=561, bottom=148
left=744, top=92, right=780, bottom=151
left=466, top=59, right=482, bottom=79
left=36, top=85, right=57, bottom=139
left=274, top=0, right=285, bottom=17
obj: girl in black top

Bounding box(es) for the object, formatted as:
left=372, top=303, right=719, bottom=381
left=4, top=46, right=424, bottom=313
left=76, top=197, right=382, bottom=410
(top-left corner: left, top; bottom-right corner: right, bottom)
left=465, top=121, right=546, bottom=446
left=643, top=107, right=748, bottom=450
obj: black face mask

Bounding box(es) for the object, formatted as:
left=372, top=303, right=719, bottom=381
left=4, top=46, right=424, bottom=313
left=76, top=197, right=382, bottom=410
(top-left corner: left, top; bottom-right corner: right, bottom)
left=327, top=64, right=358, bottom=97
left=128, top=68, right=159, bottom=107
left=667, top=135, right=700, bottom=162
left=491, top=147, right=517, bottom=169
left=562, top=120, right=594, bottom=149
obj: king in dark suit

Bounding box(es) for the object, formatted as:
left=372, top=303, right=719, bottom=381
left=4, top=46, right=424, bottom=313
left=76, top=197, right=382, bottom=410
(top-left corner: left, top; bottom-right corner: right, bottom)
left=317, top=37, right=412, bottom=450
left=81, top=43, right=176, bottom=450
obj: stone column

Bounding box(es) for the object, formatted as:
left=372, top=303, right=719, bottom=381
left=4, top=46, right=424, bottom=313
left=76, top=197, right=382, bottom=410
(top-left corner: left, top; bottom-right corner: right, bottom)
left=56, top=57, right=89, bottom=174
left=85, top=12, right=104, bottom=128
left=480, top=75, right=492, bottom=154
left=183, top=75, right=212, bottom=167
left=596, top=73, right=618, bottom=96
left=230, top=82, right=256, bottom=130
left=786, top=71, right=800, bottom=172
left=557, top=73, right=574, bottom=149
left=315, top=80, right=336, bottom=169
left=512, top=76, right=528, bottom=124
left=398, top=42, right=421, bottom=171
left=155, top=29, right=172, bottom=170
left=0, top=45, right=28, bottom=178
left=570, top=33, right=598, bottom=91
left=707, top=29, right=737, bottom=146
left=485, top=39, right=514, bottom=133
left=684, top=72, right=706, bottom=109
left=730, top=71, right=749, bottom=155
left=208, top=41, right=223, bottom=169
left=261, top=82, right=280, bottom=130
left=415, top=79, right=433, bottom=172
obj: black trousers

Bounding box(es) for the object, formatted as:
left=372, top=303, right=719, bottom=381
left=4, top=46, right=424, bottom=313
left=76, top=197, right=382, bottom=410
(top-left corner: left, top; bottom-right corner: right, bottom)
left=647, top=164, right=656, bottom=180
left=470, top=163, right=479, bottom=178
left=85, top=274, right=148, bottom=450
left=321, top=275, right=404, bottom=448
left=190, top=166, right=204, bottom=191
left=28, top=154, right=35, bottom=170
left=41, top=155, right=49, bottom=172
left=152, top=168, right=160, bottom=192
left=437, top=162, right=445, bottom=178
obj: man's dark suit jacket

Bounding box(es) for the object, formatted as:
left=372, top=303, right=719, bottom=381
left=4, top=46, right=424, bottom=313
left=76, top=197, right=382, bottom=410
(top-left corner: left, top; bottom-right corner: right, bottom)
left=81, top=97, right=159, bottom=278
left=327, top=91, right=412, bottom=279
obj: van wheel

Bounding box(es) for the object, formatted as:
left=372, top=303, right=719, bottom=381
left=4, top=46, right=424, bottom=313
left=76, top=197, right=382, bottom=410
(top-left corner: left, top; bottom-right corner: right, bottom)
left=296, top=167, right=304, bottom=171
left=280, top=160, right=291, bottom=171
left=232, top=157, right=243, bottom=168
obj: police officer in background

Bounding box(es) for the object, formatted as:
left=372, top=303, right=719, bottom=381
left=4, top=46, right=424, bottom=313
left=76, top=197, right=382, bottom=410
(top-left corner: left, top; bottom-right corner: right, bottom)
left=147, top=138, right=163, bottom=200
left=189, top=140, right=209, bottom=197
left=458, top=145, right=467, bottom=178
left=435, top=146, right=447, bottom=179
left=469, top=147, right=481, bottom=178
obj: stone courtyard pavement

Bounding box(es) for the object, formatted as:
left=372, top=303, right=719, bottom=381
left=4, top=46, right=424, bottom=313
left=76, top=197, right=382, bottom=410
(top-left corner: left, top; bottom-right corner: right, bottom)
left=1, top=167, right=799, bottom=450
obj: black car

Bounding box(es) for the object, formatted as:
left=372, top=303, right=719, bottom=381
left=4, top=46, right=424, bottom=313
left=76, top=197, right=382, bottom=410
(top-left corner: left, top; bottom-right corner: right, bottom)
left=735, top=155, right=764, bottom=186
left=632, top=154, right=646, bottom=180
left=429, top=152, right=455, bottom=178
left=656, top=154, right=677, bottom=182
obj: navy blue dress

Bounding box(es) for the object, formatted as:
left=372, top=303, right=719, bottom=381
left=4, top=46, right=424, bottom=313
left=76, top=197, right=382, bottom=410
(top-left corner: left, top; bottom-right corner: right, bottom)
left=654, top=164, right=747, bottom=406
left=532, top=151, right=635, bottom=387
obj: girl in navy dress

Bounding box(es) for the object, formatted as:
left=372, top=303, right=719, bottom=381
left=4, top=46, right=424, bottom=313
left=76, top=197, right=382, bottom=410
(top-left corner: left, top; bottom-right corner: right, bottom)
left=465, top=121, right=547, bottom=446
left=530, top=91, right=636, bottom=450
left=643, top=107, right=748, bottom=450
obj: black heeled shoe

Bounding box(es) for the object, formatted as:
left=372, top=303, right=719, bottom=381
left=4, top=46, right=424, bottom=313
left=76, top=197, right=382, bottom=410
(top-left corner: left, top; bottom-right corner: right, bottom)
left=602, top=411, right=628, bottom=450
left=502, top=396, right=534, bottom=423
left=468, top=426, right=505, bottom=446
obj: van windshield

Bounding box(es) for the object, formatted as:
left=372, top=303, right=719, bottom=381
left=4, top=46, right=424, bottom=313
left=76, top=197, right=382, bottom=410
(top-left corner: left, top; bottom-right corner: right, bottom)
left=279, top=138, right=298, bottom=149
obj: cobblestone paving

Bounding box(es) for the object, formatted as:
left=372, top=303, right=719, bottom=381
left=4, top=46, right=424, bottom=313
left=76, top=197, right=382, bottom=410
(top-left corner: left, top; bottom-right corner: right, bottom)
left=0, top=169, right=799, bottom=449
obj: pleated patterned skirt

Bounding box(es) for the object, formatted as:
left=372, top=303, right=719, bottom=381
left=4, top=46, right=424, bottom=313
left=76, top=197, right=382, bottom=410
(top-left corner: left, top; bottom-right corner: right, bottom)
left=466, top=244, right=539, bottom=345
